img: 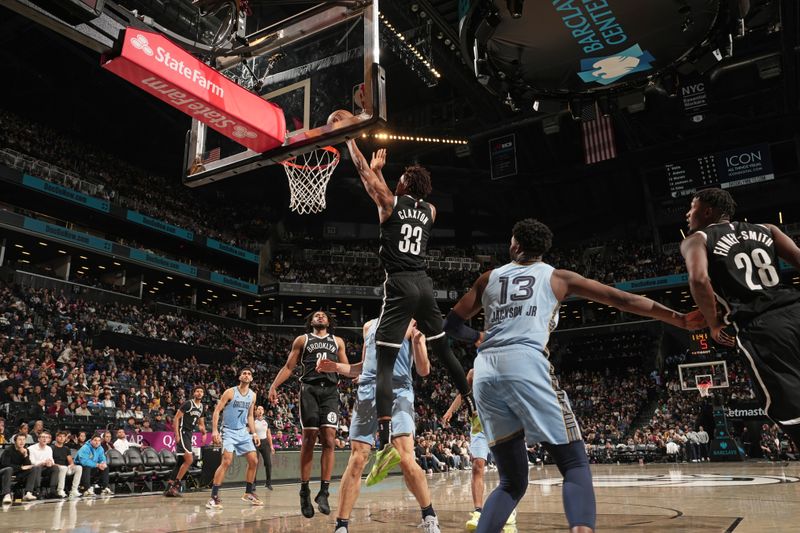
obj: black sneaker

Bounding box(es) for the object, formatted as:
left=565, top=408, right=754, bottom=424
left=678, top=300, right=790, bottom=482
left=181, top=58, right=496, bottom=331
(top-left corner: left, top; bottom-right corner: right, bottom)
left=300, top=486, right=314, bottom=518
left=315, top=490, right=331, bottom=515
left=265, top=483, right=273, bottom=491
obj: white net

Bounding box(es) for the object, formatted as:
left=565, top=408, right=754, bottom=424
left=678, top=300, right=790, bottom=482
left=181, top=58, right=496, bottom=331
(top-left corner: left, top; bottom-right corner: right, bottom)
left=281, top=146, right=340, bottom=214
left=698, top=383, right=712, bottom=397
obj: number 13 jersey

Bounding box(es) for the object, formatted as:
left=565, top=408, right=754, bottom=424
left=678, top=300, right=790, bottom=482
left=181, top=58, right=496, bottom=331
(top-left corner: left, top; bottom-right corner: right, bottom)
left=380, top=195, right=433, bottom=273
left=301, top=333, right=339, bottom=385
left=480, top=261, right=560, bottom=354
left=699, top=221, right=799, bottom=326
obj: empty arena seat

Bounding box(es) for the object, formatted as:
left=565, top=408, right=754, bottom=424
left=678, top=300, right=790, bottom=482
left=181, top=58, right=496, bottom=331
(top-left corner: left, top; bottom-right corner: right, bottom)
left=105, top=448, right=134, bottom=493
left=142, top=447, right=170, bottom=489
left=124, top=448, right=154, bottom=492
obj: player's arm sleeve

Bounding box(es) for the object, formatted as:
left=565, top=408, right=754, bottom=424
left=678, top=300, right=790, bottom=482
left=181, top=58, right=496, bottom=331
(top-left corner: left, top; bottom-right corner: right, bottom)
left=444, top=271, right=490, bottom=343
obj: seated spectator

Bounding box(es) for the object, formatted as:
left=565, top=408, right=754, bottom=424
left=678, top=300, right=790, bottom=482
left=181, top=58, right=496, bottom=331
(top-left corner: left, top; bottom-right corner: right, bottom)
left=75, top=435, right=112, bottom=496
left=47, top=400, right=66, bottom=417
left=112, top=429, right=139, bottom=455
left=15, top=423, right=34, bottom=445
left=0, top=434, right=41, bottom=501
left=101, top=431, right=113, bottom=452
left=28, top=431, right=60, bottom=497
left=75, top=402, right=91, bottom=417
left=0, top=418, right=6, bottom=445
left=51, top=431, right=83, bottom=498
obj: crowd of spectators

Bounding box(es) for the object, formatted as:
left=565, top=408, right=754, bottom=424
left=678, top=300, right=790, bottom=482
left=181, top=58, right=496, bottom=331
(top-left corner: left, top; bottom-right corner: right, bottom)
left=0, top=109, right=271, bottom=251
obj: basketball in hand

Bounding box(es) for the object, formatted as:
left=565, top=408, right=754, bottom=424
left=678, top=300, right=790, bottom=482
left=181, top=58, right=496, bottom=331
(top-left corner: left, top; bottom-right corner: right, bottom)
left=328, top=109, right=354, bottom=125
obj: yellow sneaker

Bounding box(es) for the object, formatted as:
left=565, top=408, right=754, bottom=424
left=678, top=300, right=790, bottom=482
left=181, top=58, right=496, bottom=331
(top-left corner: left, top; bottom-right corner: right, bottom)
left=366, top=444, right=400, bottom=487
left=502, top=509, right=517, bottom=533
left=466, top=510, right=481, bottom=531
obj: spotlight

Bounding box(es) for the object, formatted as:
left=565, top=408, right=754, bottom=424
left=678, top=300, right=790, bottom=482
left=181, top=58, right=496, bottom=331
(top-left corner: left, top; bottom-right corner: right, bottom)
left=507, top=0, right=524, bottom=18
left=410, top=3, right=419, bottom=12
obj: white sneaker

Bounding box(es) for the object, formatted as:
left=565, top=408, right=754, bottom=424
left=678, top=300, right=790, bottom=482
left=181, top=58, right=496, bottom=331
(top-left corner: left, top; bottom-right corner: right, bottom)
left=101, top=487, right=114, bottom=496
left=418, top=515, right=440, bottom=533
left=23, top=492, right=37, bottom=501
left=57, top=490, right=67, bottom=498
left=69, top=490, right=81, bottom=499
left=2, top=494, right=11, bottom=504
left=84, top=487, right=95, bottom=497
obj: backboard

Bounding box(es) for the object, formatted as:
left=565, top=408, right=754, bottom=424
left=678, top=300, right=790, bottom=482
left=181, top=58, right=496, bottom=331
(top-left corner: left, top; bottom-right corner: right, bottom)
left=183, top=1, right=385, bottom=187
left=678, top=360, right=729, bottom=391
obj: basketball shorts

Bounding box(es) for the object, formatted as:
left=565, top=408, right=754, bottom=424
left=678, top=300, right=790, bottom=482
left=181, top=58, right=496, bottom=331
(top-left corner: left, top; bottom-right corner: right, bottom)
left=376, top=271, right=445, bottom=346
left=470, top=430, right=489, bottom=461
left=473, top=347, right=581, bottom=447
left=735, top=302, right=800, bottom=424
left=300, top=382, right=340, bottom=430
left=221, top=427, right=256, bottom=456
left=349, top=382, right=415, bottom=446
left=177, top=430, right=194, bottom=455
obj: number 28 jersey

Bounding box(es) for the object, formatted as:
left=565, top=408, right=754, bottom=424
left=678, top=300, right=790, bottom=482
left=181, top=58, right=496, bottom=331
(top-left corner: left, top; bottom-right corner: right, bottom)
left=379, top=195, right=433, bottom=273
left=479, top=261, right=560, bottom=354
left=699, top=221, right=799, bottom=326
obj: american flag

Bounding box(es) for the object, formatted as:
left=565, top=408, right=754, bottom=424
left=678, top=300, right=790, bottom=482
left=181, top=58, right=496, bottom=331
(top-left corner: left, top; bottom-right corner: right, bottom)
left=581, top=104, right=617, bottom=165
left=202, top=147, right=221, bottom=164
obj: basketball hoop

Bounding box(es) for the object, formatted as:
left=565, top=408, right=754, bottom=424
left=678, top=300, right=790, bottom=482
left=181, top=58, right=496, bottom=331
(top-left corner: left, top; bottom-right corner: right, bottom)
left=281, top=146, right=340, bottom=214
left=698, top=382, right=712, bottom=398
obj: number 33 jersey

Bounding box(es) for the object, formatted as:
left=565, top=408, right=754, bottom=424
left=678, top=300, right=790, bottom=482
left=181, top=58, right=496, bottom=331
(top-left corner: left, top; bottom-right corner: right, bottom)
left=699, top=221, right=800, bottom=326
left=480, top=261, right=560, bottom=354
left=300, top=333, right=339, bottom=385
left=379, top=195, right=433, bottom=273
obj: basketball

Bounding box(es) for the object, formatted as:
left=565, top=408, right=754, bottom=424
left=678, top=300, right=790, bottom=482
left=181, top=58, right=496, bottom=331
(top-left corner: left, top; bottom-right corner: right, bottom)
left=327, top=109, right=354, bottom=125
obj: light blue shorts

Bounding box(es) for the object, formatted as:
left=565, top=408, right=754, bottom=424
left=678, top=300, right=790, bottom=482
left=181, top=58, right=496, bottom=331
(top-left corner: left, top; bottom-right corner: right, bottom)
left=349, top=382, right=415, bottom=446
left=473, top=348, right=581, bottom=447
left=470, top=430, right=489, bottom=461
left=221, top=427, right=256, bottom=456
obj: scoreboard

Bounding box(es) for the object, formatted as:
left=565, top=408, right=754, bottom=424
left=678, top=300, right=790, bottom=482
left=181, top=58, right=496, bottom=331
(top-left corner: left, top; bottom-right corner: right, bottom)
left=689, top=331, right=713, bottom=356
left=667, top=143, right=774, bottom=198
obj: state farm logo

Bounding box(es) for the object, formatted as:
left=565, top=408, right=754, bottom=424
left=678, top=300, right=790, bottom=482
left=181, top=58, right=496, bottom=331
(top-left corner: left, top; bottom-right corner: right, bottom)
left=130, top=34, right=153, bottom=56
left=232, top=125, right=257, bottom=139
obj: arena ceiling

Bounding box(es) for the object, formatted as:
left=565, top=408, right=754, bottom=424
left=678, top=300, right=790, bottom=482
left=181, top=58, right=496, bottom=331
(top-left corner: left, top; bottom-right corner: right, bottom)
left=0, top=1, right=798, bottom=242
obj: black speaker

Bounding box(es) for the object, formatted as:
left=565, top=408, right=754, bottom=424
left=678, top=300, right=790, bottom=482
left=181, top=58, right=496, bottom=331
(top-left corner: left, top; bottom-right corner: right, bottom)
left=200, top=446, right=221, bottom=486
left=30, top=0, right=106, bottom=25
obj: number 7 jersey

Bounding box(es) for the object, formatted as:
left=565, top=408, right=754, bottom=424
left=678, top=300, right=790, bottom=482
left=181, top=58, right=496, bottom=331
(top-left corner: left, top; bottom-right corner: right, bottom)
left=479, top=261, right=561, bottom=354
left=699, top=221, right=799, bottom=326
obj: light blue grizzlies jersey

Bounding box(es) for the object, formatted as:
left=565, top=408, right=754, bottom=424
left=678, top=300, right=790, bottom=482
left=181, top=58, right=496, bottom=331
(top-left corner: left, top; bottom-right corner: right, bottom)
left=479, top=261, right=560, bottom=354
left=222, top=387, right=254, bottom=431
left=360, top=320, right=413, bottom=388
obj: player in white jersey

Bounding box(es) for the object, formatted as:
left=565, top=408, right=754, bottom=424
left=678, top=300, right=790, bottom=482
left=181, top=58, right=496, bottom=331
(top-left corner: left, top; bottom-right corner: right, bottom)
left=207, top=367, right=262, bottom=510
left=443, top=369, right=515, bottom=532
left=317, top=319, right=440, bottom=533
left=444, top=219, right=705, bottom=533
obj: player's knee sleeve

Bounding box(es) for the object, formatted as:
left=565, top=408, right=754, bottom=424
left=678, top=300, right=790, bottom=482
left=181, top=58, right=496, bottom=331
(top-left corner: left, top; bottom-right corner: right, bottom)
left=544, top=440, right=596, bottom=530
left=492, top=435, right=528, bottom=501
left=428, top=336, right=470, bottom=396
left=376, top=345, right=399, bottom=418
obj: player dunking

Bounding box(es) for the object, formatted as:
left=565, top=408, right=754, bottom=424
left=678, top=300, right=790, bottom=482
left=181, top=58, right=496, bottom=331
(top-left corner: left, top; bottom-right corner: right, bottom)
left=207, top=368, right=262, bottom=509
left=317, top=319, right=440, bottom=533
left=444, top=219, right=704, bottom=533
left=443, top=370, right=515, bottom=532
left=269, top=310, right=346, bottom=518
left=332, top=111, right=472, bottom=483
left=164, top=385, right=207, bottom=497
left=680, top=188, right=800, bottom=446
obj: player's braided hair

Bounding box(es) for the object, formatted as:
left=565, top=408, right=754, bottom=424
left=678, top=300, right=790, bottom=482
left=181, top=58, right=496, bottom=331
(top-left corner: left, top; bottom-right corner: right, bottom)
left=512, top=218, right=553, bottom=258
left=694, top=188, right=737, bottom=218
left=402, top=164, right=432, bottom=199
left=305, top=310, right=335, bottom=333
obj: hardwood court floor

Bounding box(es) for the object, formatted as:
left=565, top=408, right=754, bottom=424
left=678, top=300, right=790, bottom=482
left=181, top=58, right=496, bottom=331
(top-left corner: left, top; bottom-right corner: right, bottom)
left=3, top=462, right=799, bottom=532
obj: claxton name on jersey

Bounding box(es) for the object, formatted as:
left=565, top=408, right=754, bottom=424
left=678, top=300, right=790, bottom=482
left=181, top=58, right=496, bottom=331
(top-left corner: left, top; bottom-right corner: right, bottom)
left=712, top=230, right=774, bottom=257
left=396, top=208, right=430, bottom=225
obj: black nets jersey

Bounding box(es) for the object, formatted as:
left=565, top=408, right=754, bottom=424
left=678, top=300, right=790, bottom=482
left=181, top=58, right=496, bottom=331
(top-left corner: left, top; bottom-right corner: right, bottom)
left=700, top=221, right=800, bottom=326
left=379, top=195, right=433, bottom=273
left=179, top=400, right=204, bottom=433
left=300, top=333, right=339, bottom=385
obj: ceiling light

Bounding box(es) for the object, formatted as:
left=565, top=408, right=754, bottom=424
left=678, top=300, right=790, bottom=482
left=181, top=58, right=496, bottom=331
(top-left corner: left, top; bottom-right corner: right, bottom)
left=14, top=244, right=23, bottom=249
left=113, top=261, right=121, bottom=266
left=166, top=276, right=173, bottom=280
left=184, top=283, right=191, bottom=287
left=58, top=250, right=67, bottom=254
left=38, top=242, right=48, bottom=246
left=21, top=251, right=30, bottom=256
left=98, top=265, right=106, bottom=269
left=79, top=255, right=88, bottom=260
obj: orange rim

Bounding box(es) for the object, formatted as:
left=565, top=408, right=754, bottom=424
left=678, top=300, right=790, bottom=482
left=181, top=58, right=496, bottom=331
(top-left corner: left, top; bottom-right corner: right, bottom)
left=281, top=146, right=340, bottom=170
